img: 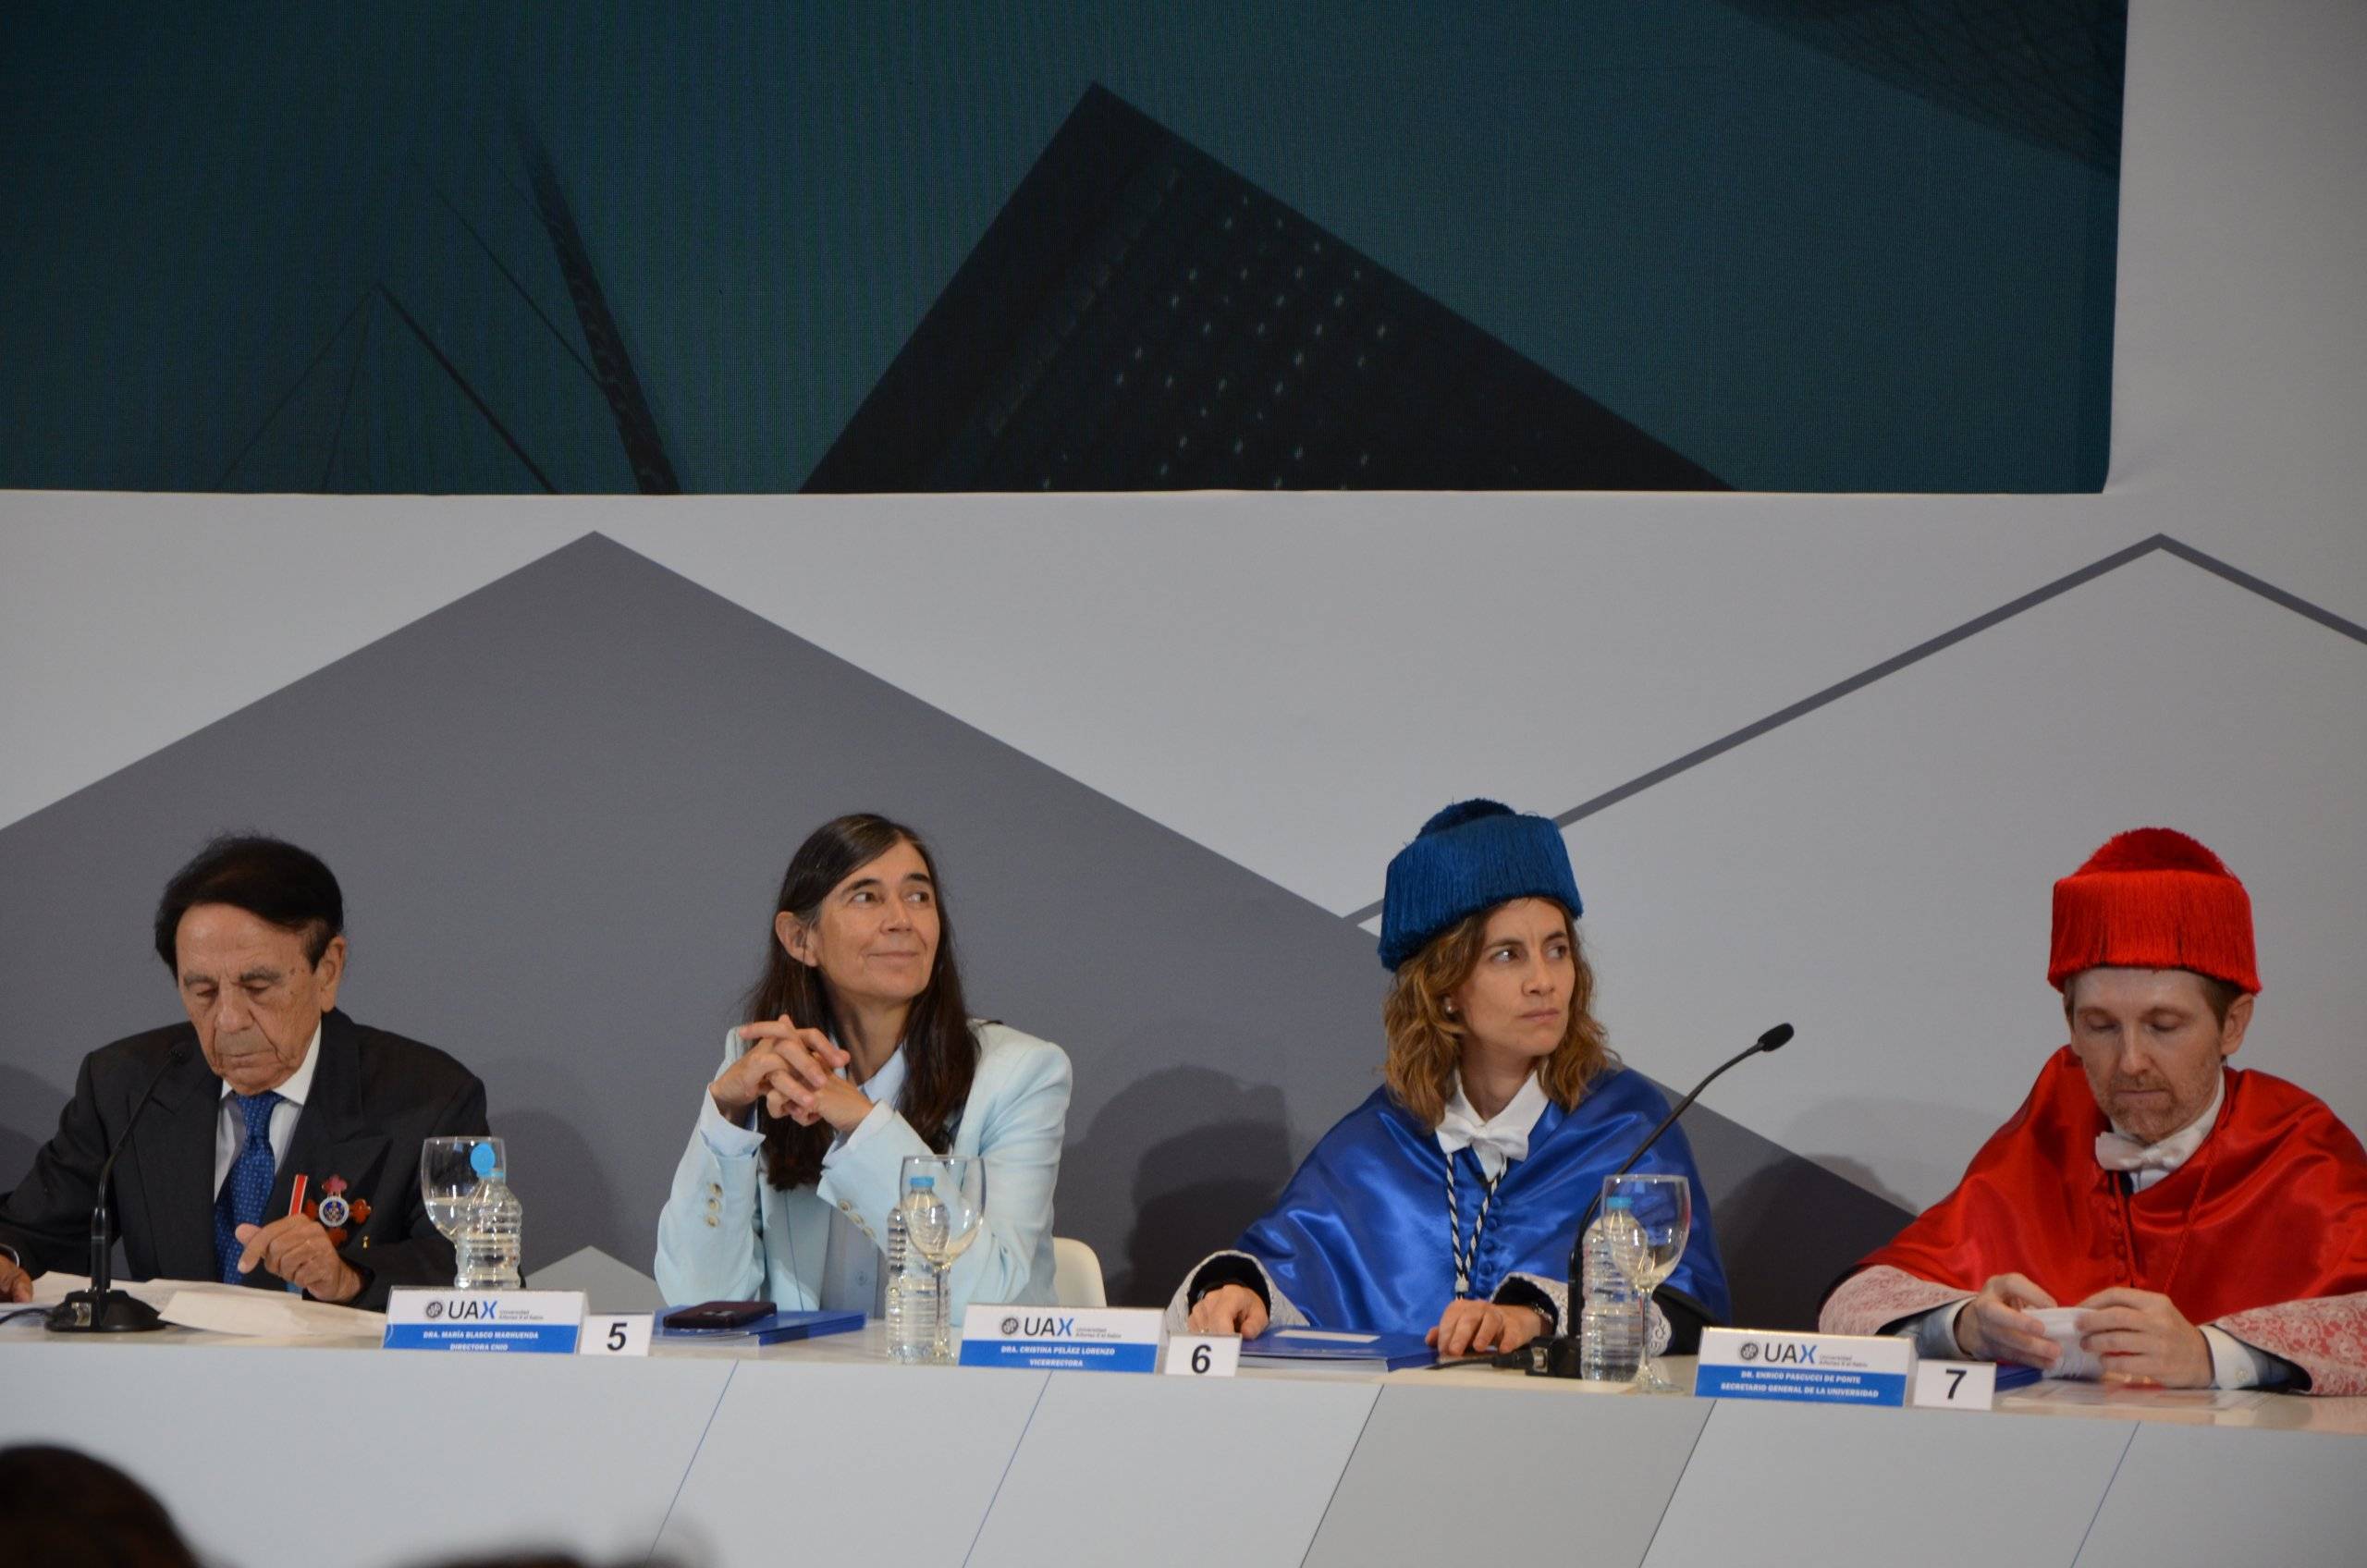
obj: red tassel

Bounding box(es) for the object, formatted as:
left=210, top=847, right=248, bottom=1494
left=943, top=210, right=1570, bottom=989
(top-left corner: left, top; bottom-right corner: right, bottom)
left=2049, top=831, right=2259, bottom=993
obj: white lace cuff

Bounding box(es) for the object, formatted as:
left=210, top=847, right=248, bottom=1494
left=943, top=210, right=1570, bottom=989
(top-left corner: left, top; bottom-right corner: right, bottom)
left=1162, top=1250, right=1307, bottom=1334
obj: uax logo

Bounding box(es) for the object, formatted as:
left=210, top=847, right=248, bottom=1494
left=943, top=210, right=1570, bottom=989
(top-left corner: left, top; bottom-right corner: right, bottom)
left=1016, top=1315, right=1075, bottom=1338
left=1754, top=1341, right=1817, bottom=1365
left=424, top=1299, right=446, bottom=1321
left=438, top=1297, right=501, bottom=1321
left=1736, top=1340, right=1758, bottom=1362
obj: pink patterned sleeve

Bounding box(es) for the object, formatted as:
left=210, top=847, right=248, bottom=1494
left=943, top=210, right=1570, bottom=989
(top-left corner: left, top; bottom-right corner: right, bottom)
left=2214, top=1292, right=2367, bottom=1397
left=1819, top=1265, right=1972, bottom=1337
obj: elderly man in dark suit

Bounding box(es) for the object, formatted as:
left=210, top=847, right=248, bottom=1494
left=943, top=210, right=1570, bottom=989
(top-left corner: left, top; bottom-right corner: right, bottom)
left=0, top=836, right=488, bottom=1309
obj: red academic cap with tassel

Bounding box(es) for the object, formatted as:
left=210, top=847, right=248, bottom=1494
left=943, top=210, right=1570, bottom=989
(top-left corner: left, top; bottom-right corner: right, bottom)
left=2047, top=827, right=2260, bottom=994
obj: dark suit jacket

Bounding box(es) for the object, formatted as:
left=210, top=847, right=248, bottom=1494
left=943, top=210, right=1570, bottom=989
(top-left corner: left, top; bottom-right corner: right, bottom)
left=0, top=1009, right=488, bottom=1310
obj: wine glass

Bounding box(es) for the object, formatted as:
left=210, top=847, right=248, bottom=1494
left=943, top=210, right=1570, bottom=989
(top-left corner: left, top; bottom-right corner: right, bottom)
left=421, top=1136, right=505, bottom=1287
left=1603, top=1172, right=1692, bottom=1391
left=900, top=1155, right=986, bottom=1364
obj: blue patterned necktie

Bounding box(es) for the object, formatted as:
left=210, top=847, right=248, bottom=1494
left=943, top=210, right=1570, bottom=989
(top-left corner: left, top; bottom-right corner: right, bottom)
left=214, top=1090, right=284, bottom=1283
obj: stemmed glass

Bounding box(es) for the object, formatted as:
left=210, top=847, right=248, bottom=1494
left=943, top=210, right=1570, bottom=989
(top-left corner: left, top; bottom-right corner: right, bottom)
left=1604, top=1172, right=1692, bottom=1391
left=900, top=1155, right=986, bottom=1364
left=421, top=1136, right=505, bottom=1288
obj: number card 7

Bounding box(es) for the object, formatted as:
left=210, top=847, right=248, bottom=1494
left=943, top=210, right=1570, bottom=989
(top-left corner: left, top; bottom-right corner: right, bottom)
left=1911, top=1359, right=1996, bottom=1410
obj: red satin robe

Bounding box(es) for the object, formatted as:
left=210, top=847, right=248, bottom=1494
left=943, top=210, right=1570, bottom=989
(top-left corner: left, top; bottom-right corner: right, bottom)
left=1821, top=1047, right=2367, bottom=1394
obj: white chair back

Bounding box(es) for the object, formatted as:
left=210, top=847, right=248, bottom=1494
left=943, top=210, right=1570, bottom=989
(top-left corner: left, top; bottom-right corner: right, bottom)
left=1050, top=1236, right=1107, bottom=1308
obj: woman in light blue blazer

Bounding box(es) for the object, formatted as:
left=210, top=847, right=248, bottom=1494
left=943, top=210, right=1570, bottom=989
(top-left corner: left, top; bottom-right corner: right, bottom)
left=656, top=814, right=1071, bottom=1312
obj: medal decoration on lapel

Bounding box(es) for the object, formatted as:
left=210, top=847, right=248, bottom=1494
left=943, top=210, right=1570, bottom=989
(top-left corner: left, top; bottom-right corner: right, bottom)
left=305, top=1174, right=370, bottom=1245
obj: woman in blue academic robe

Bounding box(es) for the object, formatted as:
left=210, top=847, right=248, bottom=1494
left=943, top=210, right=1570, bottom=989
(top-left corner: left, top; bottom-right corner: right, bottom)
left=1170, top=800, right=1729, bottom=1356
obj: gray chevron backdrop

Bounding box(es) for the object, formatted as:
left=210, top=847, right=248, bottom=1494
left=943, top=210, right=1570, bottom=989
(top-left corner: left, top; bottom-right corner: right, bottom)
left=4, top=501, right=2363, bottom=1327
left=0, top=532, right=1922, bottom=1324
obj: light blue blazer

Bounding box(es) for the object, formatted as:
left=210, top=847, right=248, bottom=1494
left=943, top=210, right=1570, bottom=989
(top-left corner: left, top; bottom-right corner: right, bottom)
left=654, top=1022, right=1071, bottom=1312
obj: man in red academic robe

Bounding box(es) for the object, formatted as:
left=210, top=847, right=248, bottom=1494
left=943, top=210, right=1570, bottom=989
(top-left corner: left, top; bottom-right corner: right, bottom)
left=1821, top=828, right=2367, bottom=1394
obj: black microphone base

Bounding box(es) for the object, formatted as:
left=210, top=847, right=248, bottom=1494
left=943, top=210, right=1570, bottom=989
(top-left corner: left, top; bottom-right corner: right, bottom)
left=1522, top=1333, right=1590, bottom=1378
left=45, top=1288, right=166, bottom=1334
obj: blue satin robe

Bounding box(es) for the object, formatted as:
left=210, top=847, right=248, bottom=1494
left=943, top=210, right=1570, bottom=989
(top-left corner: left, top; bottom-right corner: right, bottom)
left=1233, top=1067, right=1731, bottom=1336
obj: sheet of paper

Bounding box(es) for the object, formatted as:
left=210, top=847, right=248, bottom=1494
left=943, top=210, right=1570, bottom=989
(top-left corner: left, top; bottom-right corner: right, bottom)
left=1269, top=1329, right=1379, bottom=1343
left=157, top=1282, right=384, bottom=1339
left=25, top=1273, right=380, bottom=1337
left=2002, top=1379, right=2268, bottom=1415
left=27, top=1271, right=92, bottom=1306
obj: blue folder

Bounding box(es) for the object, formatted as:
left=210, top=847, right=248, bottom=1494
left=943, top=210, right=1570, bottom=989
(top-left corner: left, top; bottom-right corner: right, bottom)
left=1239, top=1328, right=1438, bottom=1372
left=657, top=1308, right=865, bottom=1344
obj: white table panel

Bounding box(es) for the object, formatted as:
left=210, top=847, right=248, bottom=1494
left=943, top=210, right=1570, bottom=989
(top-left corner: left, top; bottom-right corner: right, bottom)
left=655, top=1361, right=1050, bottom=1565
left=1642, top=1398, right=2135, bottom=1568
left=1306, top=1383, right=1710, bottom=1568
left=2074, top=1423, right=2367, bottom=1568
left=965, top=1371, right=1380, bottom=1568
left=0, top=1338, right=732, bottom=1568
left=7, top=1330, right=2362, bottom=1568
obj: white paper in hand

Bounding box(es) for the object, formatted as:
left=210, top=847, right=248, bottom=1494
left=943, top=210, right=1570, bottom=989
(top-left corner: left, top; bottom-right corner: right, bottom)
left=2030, top=1307, right=2104, bottom=1379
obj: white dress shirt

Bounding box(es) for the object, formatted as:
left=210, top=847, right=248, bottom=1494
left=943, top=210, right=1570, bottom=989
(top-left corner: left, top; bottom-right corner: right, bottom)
left=694, top=1046, right=908, bottom=1314
left=212, top=1023, right=322, bottom=1197
left=1434, top=1070, right=1551, bottom=1177
left=1907, top=1072, right=2280, bottom=1387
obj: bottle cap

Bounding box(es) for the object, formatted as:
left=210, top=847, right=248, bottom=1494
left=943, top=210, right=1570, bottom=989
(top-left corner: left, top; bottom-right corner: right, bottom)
left=1605, top=1194, right=1632, bottom=1209
left=911, top=1175, right=936, bottom=1190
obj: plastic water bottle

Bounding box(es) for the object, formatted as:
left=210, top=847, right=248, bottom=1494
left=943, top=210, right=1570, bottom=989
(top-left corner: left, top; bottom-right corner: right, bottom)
left=1578, top=1194, right=1647, bottom=1380
left=886, top=1177, right=941, bottom=1363
left=455, top=1173, right=523, bottom=1291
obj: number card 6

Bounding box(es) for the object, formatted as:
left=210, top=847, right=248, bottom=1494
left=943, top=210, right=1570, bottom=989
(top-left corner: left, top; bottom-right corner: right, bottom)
left=1162, top=1334, right=1240, bottom=1378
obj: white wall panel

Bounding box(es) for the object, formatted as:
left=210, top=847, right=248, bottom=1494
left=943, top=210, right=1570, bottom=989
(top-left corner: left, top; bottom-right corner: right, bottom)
left=0, top=497, right=581, bottom=829
left=1582, top=548, right=2367, bottom=1208
left=2110, top=0, right=2367, bottom=615
left=609, top=497, right=2140, bottom=915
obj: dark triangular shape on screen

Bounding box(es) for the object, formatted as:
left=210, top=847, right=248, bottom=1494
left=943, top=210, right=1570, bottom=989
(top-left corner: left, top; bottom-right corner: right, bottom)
left=806, top=85, right=1727, bottom=494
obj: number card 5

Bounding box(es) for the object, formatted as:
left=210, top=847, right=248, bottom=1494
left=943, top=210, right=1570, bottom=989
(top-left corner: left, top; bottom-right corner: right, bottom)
left=1911, top=1359, right=1996, bottom=1410
left=1162, top=1334, right=1241, bottom=1378
left=578, top=1314, right=654, bottom=1357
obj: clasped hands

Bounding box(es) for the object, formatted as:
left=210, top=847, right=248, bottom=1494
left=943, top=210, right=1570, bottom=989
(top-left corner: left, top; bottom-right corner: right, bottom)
left=710, top=1018, right=875, bottom=1135
left=1956, top=1272, right=2214, bottom=1388
left=231, top=1216, right=364, bottom=1303
left=1186, top=1284, right=1542, bottom=1357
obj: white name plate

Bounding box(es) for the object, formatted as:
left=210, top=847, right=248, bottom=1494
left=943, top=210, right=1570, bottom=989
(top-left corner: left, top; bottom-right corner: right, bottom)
left=384, top=1289, right=586, bottom=1354
left=957, top=1305, right=1164, bottom=1372
left=1694, top=1328, right=1914, bottom=1407
left=1161, top=1334, right=1241, bottom=1378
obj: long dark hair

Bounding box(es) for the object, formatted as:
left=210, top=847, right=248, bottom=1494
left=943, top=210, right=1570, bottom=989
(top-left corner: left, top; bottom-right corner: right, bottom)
left=745, top=814, right=977, bottom=1190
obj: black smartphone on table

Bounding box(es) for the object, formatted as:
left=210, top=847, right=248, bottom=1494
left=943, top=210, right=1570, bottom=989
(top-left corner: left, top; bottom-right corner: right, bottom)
left=661, top=1299, right=777, bottom=1331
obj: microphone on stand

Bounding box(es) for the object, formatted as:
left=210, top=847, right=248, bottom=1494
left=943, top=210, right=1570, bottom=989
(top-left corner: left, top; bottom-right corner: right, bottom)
left=1516, top=1022, right=1794, bottom=1378
left=46, top=1041, right=190, bottom=1334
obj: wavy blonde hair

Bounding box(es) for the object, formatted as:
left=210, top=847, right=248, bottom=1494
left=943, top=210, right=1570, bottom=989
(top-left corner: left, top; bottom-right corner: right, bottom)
left=1381, top=901, right=1615, bottom=1127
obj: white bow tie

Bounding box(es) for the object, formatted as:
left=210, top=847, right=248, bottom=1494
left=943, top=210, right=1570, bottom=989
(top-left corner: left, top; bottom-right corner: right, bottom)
left=2094, top=1129, right=2185, bottom=1174
left=1436, top=1105, right=1531, bottom=1178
